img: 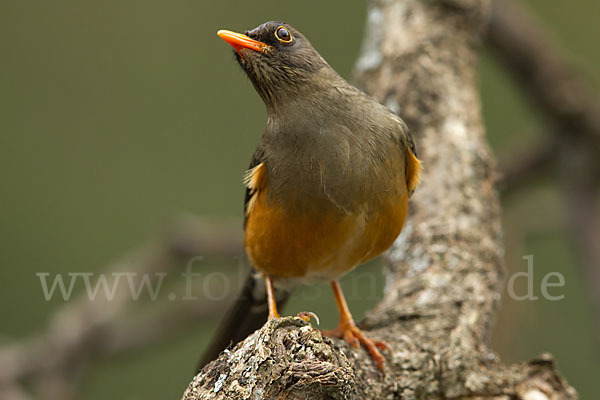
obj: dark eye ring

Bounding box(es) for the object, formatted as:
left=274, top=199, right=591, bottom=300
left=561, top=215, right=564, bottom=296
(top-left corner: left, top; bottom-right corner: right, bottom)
left=275, top=26, right=293, bottom=43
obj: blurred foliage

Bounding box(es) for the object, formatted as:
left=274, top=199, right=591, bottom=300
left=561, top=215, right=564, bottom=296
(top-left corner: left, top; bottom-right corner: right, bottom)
left=0, top=1, right=598, bottom=399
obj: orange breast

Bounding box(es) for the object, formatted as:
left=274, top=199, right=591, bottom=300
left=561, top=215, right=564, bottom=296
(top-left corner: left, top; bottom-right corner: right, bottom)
left=244, top=188, right=408, bottom=281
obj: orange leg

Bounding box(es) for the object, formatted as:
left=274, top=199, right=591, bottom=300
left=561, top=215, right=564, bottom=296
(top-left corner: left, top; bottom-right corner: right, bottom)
left=322, top=280, right=388, bottom=369
left=265, top=276, right=320, bottom=323
left=265, top=276, right=280, bottom=319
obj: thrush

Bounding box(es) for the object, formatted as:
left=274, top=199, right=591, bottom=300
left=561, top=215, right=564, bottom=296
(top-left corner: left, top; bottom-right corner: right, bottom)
left=200, top=21, right=421, bottom=370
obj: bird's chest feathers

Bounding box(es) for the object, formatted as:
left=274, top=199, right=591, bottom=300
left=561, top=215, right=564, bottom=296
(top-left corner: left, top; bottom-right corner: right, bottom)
left=262, top=123, right=401, bottom=215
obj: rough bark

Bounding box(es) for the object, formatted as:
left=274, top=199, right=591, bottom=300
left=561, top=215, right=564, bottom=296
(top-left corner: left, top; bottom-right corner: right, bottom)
left=181, top=0, right=577, bottom=398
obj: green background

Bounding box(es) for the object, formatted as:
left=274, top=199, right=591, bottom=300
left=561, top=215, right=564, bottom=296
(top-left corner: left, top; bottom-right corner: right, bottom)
left=1, top=1, right=598, bottom=398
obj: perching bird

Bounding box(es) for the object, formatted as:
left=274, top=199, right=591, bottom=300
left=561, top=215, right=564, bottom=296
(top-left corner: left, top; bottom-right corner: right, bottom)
left=200, top=21, right=421, bottom=370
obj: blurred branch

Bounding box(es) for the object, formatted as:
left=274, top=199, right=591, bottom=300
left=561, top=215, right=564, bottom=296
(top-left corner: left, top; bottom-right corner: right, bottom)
left=0, top=385, right=33, bottom=400
left=489, top=0, right=600, bottom=348
left=560, top=142, right=600, bottom=352
left=0, top=217, right=243, bottom=400
left=499, top=137, right=557, bottom=196
left=488, top=0, right=600, bottom=147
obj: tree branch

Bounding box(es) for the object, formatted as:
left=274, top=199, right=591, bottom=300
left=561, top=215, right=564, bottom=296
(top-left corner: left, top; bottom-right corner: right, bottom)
left=488, top=0, right=600, bottom=348
left=498, top=138, right=557, bottom=197
left=487, top=0, right=600, bottom=148
left=182, top=0, right=577, bottom=398
left=560, top=139, right=600, bottom=352
left=0, top=217, right=242, bottom=400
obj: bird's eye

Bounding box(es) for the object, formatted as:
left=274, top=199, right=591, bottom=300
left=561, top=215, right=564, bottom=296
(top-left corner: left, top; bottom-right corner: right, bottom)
left=274, top=26, right=293, bottom=43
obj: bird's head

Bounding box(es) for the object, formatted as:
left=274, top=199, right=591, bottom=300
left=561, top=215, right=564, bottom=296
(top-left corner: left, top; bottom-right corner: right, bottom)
left=217, top=22, right=328, bottom=105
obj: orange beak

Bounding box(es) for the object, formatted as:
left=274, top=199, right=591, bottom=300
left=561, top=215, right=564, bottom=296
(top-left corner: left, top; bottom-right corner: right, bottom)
left=217, top=30, right=267, bottom=56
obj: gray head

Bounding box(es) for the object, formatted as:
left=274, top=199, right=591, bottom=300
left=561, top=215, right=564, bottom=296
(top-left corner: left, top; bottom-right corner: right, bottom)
left=217, top=22, right=329, bottom=105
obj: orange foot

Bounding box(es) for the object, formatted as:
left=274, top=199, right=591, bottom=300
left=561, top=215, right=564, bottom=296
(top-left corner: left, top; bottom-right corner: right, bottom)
left=322, top=320, right=389, bottom=369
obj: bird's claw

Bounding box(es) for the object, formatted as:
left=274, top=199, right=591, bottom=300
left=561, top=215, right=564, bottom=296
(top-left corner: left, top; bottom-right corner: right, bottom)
left=297, top=311, right=320, bottom=325
left=322, top=324, right=388, bottom=370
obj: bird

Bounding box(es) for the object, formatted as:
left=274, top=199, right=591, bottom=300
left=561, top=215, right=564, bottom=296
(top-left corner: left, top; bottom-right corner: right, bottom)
left=200, top=21, right=421, bottom=370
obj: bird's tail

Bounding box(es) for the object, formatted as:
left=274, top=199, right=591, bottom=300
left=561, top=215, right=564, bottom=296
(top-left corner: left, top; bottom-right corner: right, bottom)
left=197, top=271, right=290, bottom=371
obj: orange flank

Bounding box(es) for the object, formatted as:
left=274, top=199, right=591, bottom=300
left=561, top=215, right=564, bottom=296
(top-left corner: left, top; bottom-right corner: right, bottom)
left=405, top=148, right=422, bottom=195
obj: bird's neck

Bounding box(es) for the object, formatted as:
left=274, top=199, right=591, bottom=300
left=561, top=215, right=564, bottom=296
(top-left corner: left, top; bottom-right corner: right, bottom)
left=262, top=66, right=344, bottom=115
